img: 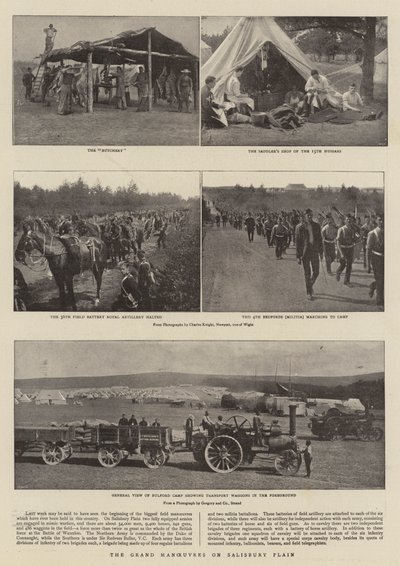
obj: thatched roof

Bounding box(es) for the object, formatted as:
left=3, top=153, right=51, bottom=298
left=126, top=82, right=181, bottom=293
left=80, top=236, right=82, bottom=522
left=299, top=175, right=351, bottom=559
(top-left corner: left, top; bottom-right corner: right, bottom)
left=42, top=27, right=197, bottom=65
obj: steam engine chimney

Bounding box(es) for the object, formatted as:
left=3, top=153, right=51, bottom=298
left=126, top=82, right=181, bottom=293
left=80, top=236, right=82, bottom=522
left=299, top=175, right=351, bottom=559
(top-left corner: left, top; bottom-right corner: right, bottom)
left=289, top=404, right=297, bottom=437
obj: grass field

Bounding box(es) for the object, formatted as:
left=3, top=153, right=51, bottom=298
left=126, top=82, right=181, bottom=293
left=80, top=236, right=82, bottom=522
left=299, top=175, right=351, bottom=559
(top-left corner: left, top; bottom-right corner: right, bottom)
left=15, top=400, right=385, bottom=490
left=13, top=73, right=199, bottom=146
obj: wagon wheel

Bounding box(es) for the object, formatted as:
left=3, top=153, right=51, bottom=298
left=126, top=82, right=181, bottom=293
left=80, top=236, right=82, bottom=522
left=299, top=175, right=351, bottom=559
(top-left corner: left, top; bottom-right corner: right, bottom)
left=143, top=448, right=166, bottom=469
left=274, top=449, right=301, bottom=476
left=97, top=446, right=123, bottom=468
left=368, top=427, right=383, bottom=441
left=42, top=443, right=64, bottom=466
left=204, top=435, right=243, bottom=473
left=225, top=415, right=252, bottom=431
left=355, top=425, right=369, bottom=441
left=192, top=434, right=207, bottom=464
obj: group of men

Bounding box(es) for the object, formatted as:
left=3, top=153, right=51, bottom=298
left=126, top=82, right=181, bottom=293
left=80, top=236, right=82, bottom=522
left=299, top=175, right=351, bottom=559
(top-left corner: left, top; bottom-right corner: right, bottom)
left=201, top=65, right=371, bottom=129
left=118, top=413, right=161, bottom=427
left=212, top=206, right=384, bottom=307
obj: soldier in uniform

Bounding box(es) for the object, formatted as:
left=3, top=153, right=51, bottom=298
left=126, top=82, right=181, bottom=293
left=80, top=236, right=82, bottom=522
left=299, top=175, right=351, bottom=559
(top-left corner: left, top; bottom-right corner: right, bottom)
left=336, top=214, right=360, bottom=287
left=321, top=214, right=338, bottom=274
left=128, top=414, right=138, bottom=426
left=177, top=69, right=193, bottom=112
left=366, top=214, right=384, bottom=308
left=137, top=249, right=155, bottom=311
left=271, top=217, right=289, bottom=259
left=112, top=261, right=140, bottom=311
left=118, top=413, right=129, bottom=426
left=244, top=212, right=256, bottom=242
left=253, top=410, right=264, bottom=446
left=295, top=209, right=324, bottom=300
left=185, top=415, right=194, bottom=448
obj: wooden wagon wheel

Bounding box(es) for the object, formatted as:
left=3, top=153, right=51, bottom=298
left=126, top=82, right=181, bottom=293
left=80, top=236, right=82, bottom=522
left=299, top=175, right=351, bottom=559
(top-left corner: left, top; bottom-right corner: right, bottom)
left=42, top=443, right=64, bottom=466
left=368, top=426, right=383, bottom=441
left=225, top=415, right=252, bottom=431
left=97, top=446, right=123, bottom=468
left=274, top=449, right=301, bottom=476
left=143, top=448, right=166, bottom=469
left=204, top=435, right=243, bottom=473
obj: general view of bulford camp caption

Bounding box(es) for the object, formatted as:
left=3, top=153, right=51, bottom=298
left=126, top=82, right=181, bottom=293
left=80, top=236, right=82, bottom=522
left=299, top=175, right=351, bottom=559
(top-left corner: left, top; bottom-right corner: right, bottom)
left=14, top=171, right=200, bottom=312
left=14, top=341, right=384, bottom=490
left=202, top=171, right=384, bottom=312
left=201, top=17, right=387, bottom=146
left=14, top=16, right=199, bottom=145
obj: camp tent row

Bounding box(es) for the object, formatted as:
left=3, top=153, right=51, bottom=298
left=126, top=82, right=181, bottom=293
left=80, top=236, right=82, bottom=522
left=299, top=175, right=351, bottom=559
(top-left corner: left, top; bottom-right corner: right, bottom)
left=41, top=27, right=199, bottom=112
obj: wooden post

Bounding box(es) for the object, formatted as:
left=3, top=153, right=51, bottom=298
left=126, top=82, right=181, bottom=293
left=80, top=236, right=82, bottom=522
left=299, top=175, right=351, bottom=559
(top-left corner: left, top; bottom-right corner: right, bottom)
left=87, top=50, right=93, bottom=113
left=147, top=29, right=152, bottom=111
left=193, top=61, right=199, bottom=112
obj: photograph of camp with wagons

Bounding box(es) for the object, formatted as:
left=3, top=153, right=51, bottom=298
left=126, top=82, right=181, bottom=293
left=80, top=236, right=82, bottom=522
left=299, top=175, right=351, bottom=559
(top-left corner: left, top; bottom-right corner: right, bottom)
left=14, top=340, right=384, bottom=490
left=14, top=171, right=200, bottom=312
left=201, top=16, right=387, bottom=146
left=13, top=16, right=199, bottom=145
left=202, top=171, right=384, bottom=312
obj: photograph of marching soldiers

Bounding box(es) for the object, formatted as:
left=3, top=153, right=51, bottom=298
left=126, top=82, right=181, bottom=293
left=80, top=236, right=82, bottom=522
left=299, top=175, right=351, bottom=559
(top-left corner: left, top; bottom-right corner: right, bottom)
left=14, top=16, right=199, bottom=145
left=202, top=171, right=384, bottom=312
left=14, top=171, right=200, bottom=312
left=14, top=340, right=384, bottom=490
left=201, top=17, right=387, bottom=146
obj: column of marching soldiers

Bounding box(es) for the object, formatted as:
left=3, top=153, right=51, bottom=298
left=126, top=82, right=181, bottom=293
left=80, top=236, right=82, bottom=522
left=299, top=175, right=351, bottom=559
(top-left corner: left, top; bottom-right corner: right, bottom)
left=211, top=206, right=384, bottom=307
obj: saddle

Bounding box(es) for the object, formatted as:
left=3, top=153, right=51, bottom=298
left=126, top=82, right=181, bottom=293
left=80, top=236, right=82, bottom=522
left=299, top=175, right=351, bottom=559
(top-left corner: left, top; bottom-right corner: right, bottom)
left=59, top=235, right=98, bottom=273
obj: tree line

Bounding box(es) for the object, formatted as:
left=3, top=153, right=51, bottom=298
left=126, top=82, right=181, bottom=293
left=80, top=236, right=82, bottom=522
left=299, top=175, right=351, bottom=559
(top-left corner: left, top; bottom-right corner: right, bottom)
left=14, top=178, right=196, bottom=221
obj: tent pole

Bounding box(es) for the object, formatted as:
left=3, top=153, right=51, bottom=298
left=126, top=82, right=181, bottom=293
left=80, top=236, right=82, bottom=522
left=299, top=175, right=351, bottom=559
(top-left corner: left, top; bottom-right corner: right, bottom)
left=87, top=50, right=93, bottom=113
left=147, top=29, right=152, bottom=111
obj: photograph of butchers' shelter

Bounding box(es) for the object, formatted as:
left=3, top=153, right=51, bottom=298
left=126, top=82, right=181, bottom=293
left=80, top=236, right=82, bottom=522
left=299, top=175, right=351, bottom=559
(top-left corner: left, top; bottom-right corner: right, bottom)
left=14, top=16, right=199, bottom=145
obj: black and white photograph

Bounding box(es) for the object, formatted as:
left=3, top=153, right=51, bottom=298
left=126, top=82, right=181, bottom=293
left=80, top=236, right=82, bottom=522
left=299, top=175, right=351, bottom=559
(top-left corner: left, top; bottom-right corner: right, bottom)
left=14, top=171, right=200, bottom=312
left=14, top=340, right=384, bottom=490
left=201, top=17, right=387, bottom=146
left=13, top=16, right=199, bottom=145
left=202, top=171, right=384, bottom=312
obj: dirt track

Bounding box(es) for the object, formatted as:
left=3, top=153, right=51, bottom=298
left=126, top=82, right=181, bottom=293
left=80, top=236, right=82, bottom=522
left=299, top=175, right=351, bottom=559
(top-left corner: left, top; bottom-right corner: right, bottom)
left=202, top=225, right=380, bottom=312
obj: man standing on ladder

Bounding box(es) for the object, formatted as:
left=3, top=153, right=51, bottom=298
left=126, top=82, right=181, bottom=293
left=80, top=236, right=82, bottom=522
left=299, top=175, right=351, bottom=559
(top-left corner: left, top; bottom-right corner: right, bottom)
left=43, top=24, right=57, bottom=52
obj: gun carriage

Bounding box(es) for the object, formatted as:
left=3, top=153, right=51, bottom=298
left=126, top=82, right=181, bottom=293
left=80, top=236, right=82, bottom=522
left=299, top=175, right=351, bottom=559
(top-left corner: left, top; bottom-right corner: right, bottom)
left=191, top=404, right=302, bottom=475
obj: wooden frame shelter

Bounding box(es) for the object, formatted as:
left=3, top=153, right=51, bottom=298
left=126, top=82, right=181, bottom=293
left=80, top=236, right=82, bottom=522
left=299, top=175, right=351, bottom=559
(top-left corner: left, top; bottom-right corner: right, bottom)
left=42, top=27, right=199, bottom=113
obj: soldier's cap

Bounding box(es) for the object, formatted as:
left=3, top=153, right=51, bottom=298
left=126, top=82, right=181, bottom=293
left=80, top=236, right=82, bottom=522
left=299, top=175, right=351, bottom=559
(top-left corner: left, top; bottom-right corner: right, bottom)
left=205, top=75, right=216, bottom=84
left=305, top=208, right=313, bottom=214
left=181, top=69, right=191, bottom=73
left=118, top=260, right=130, bottom=269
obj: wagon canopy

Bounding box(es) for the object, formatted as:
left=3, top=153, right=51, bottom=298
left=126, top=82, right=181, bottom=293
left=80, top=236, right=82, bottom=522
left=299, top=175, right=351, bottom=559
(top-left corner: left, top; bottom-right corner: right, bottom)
left=42, top=27, right=198, bottom=66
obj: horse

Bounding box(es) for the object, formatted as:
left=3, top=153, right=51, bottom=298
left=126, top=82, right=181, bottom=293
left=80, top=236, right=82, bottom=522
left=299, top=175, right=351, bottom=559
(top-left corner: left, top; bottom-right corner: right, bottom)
left=15, top=220, right=107, bottom=311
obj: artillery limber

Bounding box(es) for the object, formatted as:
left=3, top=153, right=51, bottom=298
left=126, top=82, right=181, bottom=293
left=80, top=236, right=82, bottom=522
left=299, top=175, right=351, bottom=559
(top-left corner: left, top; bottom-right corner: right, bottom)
left=309, top=407, right=383, bottom=441
left=191, top=405, right=302, bottom=475
left=15, top=424, right=174, bottom=469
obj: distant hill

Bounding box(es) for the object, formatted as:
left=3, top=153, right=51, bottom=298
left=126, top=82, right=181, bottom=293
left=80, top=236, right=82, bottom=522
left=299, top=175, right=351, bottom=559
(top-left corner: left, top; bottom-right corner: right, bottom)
left=15, top=371, right=384, bottom=392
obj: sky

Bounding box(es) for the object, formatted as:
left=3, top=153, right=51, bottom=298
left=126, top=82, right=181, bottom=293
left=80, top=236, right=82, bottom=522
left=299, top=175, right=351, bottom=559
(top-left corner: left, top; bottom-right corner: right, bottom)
left=203, top=171, right=384, bottom=190
left=13, top=16, right=199, bottom=62
left=201, top=17, right=240, bottom=37
left=15, top=341, right=384, bottom=380
left=14, top=171, right=199, bottom=199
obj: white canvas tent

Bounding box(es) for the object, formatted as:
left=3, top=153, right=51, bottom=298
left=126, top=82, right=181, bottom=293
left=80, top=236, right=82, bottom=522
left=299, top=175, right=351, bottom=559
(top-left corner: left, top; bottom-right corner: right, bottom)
left=374, top=48, right=387, bottom=84
left=202, top=16, right=315, bottom=103
left=18, top=394, right=32, bottom=403
left=35, top=390, right=67, bottom=405
left=201, top=39, right=212, bottom=64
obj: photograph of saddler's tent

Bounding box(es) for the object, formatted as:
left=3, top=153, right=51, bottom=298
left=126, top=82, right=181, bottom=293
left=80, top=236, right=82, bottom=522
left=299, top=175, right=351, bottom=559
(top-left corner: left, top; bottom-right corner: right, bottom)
left=14, top=16, right=199, bottom=145
left=201, top=17, right=387, bottom=146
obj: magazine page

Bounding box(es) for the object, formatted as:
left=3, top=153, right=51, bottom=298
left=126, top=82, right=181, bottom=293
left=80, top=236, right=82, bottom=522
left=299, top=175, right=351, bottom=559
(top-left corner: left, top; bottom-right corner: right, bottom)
left=1, top=1, right=399, bottom=566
